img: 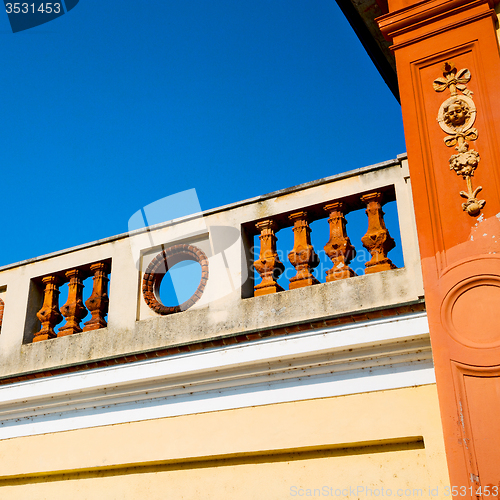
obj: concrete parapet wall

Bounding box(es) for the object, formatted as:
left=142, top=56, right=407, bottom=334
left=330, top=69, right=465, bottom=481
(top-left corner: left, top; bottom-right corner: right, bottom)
left=0, top=157, right=424, bottom=379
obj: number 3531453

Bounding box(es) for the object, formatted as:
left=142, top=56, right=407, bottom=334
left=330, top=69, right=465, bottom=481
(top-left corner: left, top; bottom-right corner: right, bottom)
left=5, top=3, right=61, bottom=14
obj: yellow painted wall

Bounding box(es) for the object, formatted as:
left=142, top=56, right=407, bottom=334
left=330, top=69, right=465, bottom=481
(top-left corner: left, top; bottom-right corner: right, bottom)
left=0, top=385, right=450, bottom=499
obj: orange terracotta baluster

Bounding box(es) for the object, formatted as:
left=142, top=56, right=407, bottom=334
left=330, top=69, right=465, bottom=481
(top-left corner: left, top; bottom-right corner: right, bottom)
left=83, top=262, right=110, bottom=331
left=288, top=211, right=319, bottom=289
left=59, top=269, right=87, bottom=337
left=34, top=275, right=63, bottom=342
left=360, top=192, right=396, bottom=274
left=254, top=220, right=285, bottom=296
left=323, top=202, right=357, bottom=281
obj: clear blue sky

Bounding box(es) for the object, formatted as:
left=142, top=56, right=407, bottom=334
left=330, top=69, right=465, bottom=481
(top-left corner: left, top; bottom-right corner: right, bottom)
left=0, top=0, right=405, bottom=267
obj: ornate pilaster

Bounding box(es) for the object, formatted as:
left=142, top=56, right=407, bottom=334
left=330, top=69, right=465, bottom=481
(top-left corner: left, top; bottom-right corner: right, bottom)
left=83, top=262, right=110, bottom=331
left=323, top=202, right=357, bottom=281
left=58, top=269, right=87, bottom=337
left=360, top=193, right=396, bottom=274
left=377, top=0, right=500, bottom=488
left=254, top=220, right=285, bottom=296
left=34, top=275, right=63, bottom=342
left=288, top=211, right=319, bottom=289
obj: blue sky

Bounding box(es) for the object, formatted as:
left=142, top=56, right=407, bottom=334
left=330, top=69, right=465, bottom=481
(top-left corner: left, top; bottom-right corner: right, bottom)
left=0, top=0, right=405, bottom=267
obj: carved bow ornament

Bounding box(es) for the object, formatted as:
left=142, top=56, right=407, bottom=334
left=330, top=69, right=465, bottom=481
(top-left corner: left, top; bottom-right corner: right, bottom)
left=434, top=62, right=485, bottom=216
left=433, top=66, right=473, bottom=97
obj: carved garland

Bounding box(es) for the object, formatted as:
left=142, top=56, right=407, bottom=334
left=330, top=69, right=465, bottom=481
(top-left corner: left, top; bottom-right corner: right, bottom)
left=433, top=61, right=485, bottom=216
left=142, top=244, right=209, bottom=315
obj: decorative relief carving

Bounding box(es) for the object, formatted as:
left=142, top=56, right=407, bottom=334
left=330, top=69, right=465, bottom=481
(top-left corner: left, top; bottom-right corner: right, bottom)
left=434, top=62, right=485, bottom=216
left=433, top=66, right=473, bottom=97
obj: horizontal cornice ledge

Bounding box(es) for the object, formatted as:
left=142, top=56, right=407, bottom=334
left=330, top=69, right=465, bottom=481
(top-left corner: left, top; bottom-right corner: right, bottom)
left=0, top=313, right=434, bottom=440
left=377, top=0, right=495, bottom=42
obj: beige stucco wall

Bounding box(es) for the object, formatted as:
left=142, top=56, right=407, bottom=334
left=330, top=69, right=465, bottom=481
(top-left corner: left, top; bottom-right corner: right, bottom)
left=0, top=385, right=449, bottom=499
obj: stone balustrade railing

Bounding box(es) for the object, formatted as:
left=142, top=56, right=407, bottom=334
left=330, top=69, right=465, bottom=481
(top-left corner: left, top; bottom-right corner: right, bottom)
left=251, top=190, right=397, bottom=296
left=0, top=155, right=424, bottom=382
left=32, top=261, right=110, bottom=342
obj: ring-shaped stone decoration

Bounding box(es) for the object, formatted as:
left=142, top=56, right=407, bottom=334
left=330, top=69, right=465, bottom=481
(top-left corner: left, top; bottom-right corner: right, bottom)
left=437, top=95, right=476, bottom=135
left=142, top=244, right=209, bottom=315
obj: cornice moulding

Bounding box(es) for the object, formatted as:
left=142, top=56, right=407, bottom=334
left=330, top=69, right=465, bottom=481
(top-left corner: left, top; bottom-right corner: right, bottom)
left=377, top=0, right=494, bottom=41
left=0, top=313, right=434, bottom=440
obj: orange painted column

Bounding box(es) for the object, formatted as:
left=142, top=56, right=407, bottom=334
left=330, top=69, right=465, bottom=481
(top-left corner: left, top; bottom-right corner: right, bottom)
left=377, top=0, right=500, bottom=494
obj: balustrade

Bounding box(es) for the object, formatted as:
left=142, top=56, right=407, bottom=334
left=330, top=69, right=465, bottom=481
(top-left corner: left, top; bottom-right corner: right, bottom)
left=253, top=190, right=398, bottom=295
left=32, top=260, right=110, bottom=343
left=0, top=160, right=419, bottom=385
left=23, top=183, right=401, bottom=340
